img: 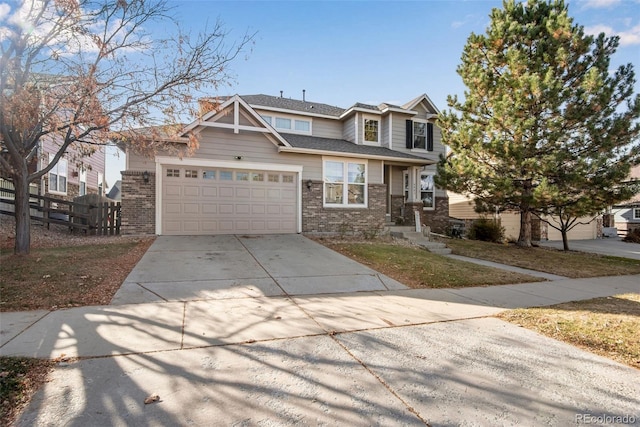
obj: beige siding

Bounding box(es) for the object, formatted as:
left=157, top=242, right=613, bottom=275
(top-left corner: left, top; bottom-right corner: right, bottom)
left=311, top=117, right=343, bottom=139
left=342, top=116, right=356, bottom=142
left=448, top=192, right=479, bottom=219
left=500, top=212, right=522, bottom=241
left=127, top=127, right=386, bottom=184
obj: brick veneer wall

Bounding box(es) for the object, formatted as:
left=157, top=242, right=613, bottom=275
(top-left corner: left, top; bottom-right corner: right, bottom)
left=302, top=181, right=386, bottom=235
left=403, top=197, right=449, bottom=234
left=121, top=171, right=155, bottom=235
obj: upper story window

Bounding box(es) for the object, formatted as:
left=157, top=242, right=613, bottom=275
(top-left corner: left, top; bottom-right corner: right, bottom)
left=323, top=159, right=367, bottom=207
left=406, top=120, right=434, bottom=151
left=364, top=118, right=379, bottom=144
left=48, top=154, right=67, bottom=194
left=261, top=114, right=311, bottom=135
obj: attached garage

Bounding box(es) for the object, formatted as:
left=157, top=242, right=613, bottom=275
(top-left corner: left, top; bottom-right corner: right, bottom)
left=158, top=161, right=300, bottom=235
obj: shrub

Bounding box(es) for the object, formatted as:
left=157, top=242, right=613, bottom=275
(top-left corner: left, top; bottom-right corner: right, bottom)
left=623, top=228, right=640, bottom=244
left=468, top=218, right=504, bottom=243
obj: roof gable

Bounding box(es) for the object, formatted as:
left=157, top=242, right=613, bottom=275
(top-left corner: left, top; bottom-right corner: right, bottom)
left=183, top=95, right=291, bottom=147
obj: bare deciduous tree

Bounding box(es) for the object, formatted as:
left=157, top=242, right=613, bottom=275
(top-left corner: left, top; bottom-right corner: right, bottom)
left=1, top=0, right=254, bottom=254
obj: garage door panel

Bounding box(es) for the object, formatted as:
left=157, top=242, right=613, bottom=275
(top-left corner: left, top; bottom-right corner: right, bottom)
left=162, top=165, right=297, bottom=235
left=165, top=185, right=182, bottom=197
left=202, top=204, right=217, bottom=214
left=236, top=204, right=250, bottom=214
left=202, top=187, right=217, bottom=198
left=184, top=186, right=200, bottom=197
left=219, top=187, right=234, bottom=198
left=219, top=204, right=234, bottom=214
left=236, top=188, right=250, bottom=198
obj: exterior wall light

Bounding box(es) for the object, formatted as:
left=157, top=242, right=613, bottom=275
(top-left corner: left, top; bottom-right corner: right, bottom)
left=142, top=170, right=150, bottom=183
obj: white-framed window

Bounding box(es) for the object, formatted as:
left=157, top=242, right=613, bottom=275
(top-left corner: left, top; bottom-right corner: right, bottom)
left=79, top=168, right=87, bottom=196
left=420, top=171, right=435, bottom=209
left=275, top=117, right=291, bottom=130
left=407, top=120, right=434, bottom=151
left=363, top=117, right=379, bottom=144
left=260, top=115, right=272, bottom=125
left=633, top=207, right=640, bottom=220
left=48, top=154, right=67, bottom=194
left=323, top=159, right=367, bottom=207
left=295, top=120, right=310, bottom=132
left=413, top=121, right=427, bottom=150
left=97, top=172, right=103, bottom=196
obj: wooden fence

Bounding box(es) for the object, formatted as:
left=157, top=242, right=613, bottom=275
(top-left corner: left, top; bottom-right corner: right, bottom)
left=0, top=187, right=121, bottom=235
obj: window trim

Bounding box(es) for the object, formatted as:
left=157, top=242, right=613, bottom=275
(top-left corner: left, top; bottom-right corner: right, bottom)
left=48, top=154, right=68, bottom=195
left=261, top=112, right=312, bottom=135
left=419, top=170, right=435, bottom=211
left=633, top=207, right=640, bottom=220
left=79, top=168, right=87, bottom=196
left=363, top=116, right=380, bottom=145
left=322, top=157, right=368, bottom=208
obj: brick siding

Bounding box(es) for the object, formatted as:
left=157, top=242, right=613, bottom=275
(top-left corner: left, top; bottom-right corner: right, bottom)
left=302, top=181, right=386, bottom=235
left=401, top=197, right=449, bottom=234
left=121, top=171, right=155, bottom=235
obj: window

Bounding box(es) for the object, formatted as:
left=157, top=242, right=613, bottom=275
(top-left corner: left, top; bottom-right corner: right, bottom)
left=268, top=174, right=280, bottom=183
left=364, top=118, right=379, bottom=144
left=167, top=169, right=180, bottom=177
left=219, top=171, right=233, bottom=180
left=275, top=117, right=291, bottom=130
left=48, top=154, right=67, bottom=194
left=420, top=171, right=435, bottom=209
left=261, top=115, right=272, bottom=125
left=634, top=208, right=640, bottom=220
left=282, top=175, right=294, bottom=183
left=295, top=120, right=310, bottom=132
left=413, top=122, right=426, bottom=150
left=323, top=160, right=366, bottom=207
left=185, top=170, right=198, bottom=178
left=203, top=170, right=216, bottom=179
left=406, top=120, right=434, bottom=151
left=79, top=168, right=87, bottom=196
left=236, top=171, right=249, bottom=181
left=252, top=172, right=264, bottom=182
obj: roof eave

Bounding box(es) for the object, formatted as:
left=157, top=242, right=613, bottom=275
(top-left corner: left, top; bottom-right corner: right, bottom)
left=278, top=146, right=433, bottom=165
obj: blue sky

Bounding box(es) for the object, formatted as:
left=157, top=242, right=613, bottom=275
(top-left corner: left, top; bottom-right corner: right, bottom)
left=105, top=0, right=640, bottom=188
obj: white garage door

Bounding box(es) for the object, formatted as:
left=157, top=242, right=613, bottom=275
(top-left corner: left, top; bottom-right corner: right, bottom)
left=161, top=166, right=297, bottom=235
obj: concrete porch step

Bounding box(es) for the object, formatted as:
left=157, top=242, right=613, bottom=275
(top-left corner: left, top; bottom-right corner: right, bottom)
left=387, top=227, right=452, bottom=255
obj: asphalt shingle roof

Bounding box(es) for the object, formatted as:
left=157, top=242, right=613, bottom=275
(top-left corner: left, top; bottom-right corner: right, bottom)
left=280, top=133, right=430, bottom=162
left=241, top=94, right=345, bottom=117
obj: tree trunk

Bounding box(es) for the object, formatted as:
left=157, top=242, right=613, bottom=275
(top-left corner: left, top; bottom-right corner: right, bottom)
left=13, top=173, right=32, bottom=255
left=517, top=209, right=532, bottom=247
left=561, top=229, right=570, bottom=251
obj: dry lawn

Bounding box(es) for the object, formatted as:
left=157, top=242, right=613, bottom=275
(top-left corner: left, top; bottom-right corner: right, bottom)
left=499, top=294, right=640, bottom=369
left=317, top=238, right=544, bottom=288
left=443, top=238, right=640, bottom=278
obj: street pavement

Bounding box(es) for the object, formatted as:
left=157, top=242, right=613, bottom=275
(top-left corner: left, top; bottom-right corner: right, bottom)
left=1, top=234, right=639, bottom=426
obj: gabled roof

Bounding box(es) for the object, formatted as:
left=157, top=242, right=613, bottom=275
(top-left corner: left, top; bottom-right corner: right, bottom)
left=278, top=133, right=433, bottom=165
left=403, top=93, right=440, bottom=115
left=241, top=94, right=345, bottom=118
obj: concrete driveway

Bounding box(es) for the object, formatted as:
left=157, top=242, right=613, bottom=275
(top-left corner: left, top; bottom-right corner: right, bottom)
left=539, top=237, right=640, bottom=260
left=3, top=235, right=640, bottom=426
left=111, top=234, right=408, bottom=304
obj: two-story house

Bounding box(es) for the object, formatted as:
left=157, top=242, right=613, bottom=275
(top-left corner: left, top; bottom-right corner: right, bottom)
left=120, top=93, right=448, bottom=236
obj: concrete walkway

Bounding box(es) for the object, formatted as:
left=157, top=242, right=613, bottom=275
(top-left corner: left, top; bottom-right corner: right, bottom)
left=539, top=237, right=640, bottom=260
left=1, top=235, right=639, bottom=426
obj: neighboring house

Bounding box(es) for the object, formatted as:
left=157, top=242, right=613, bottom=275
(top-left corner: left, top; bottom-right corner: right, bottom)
left=613, top=164, right=640, bottom=236
left=448, top=191, right=601, bottom=241
left=107, top=180, right=122, bottom=201
left=121, top=93, right=448, bottom=236
left=39, top=141, right=106, bottom=201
